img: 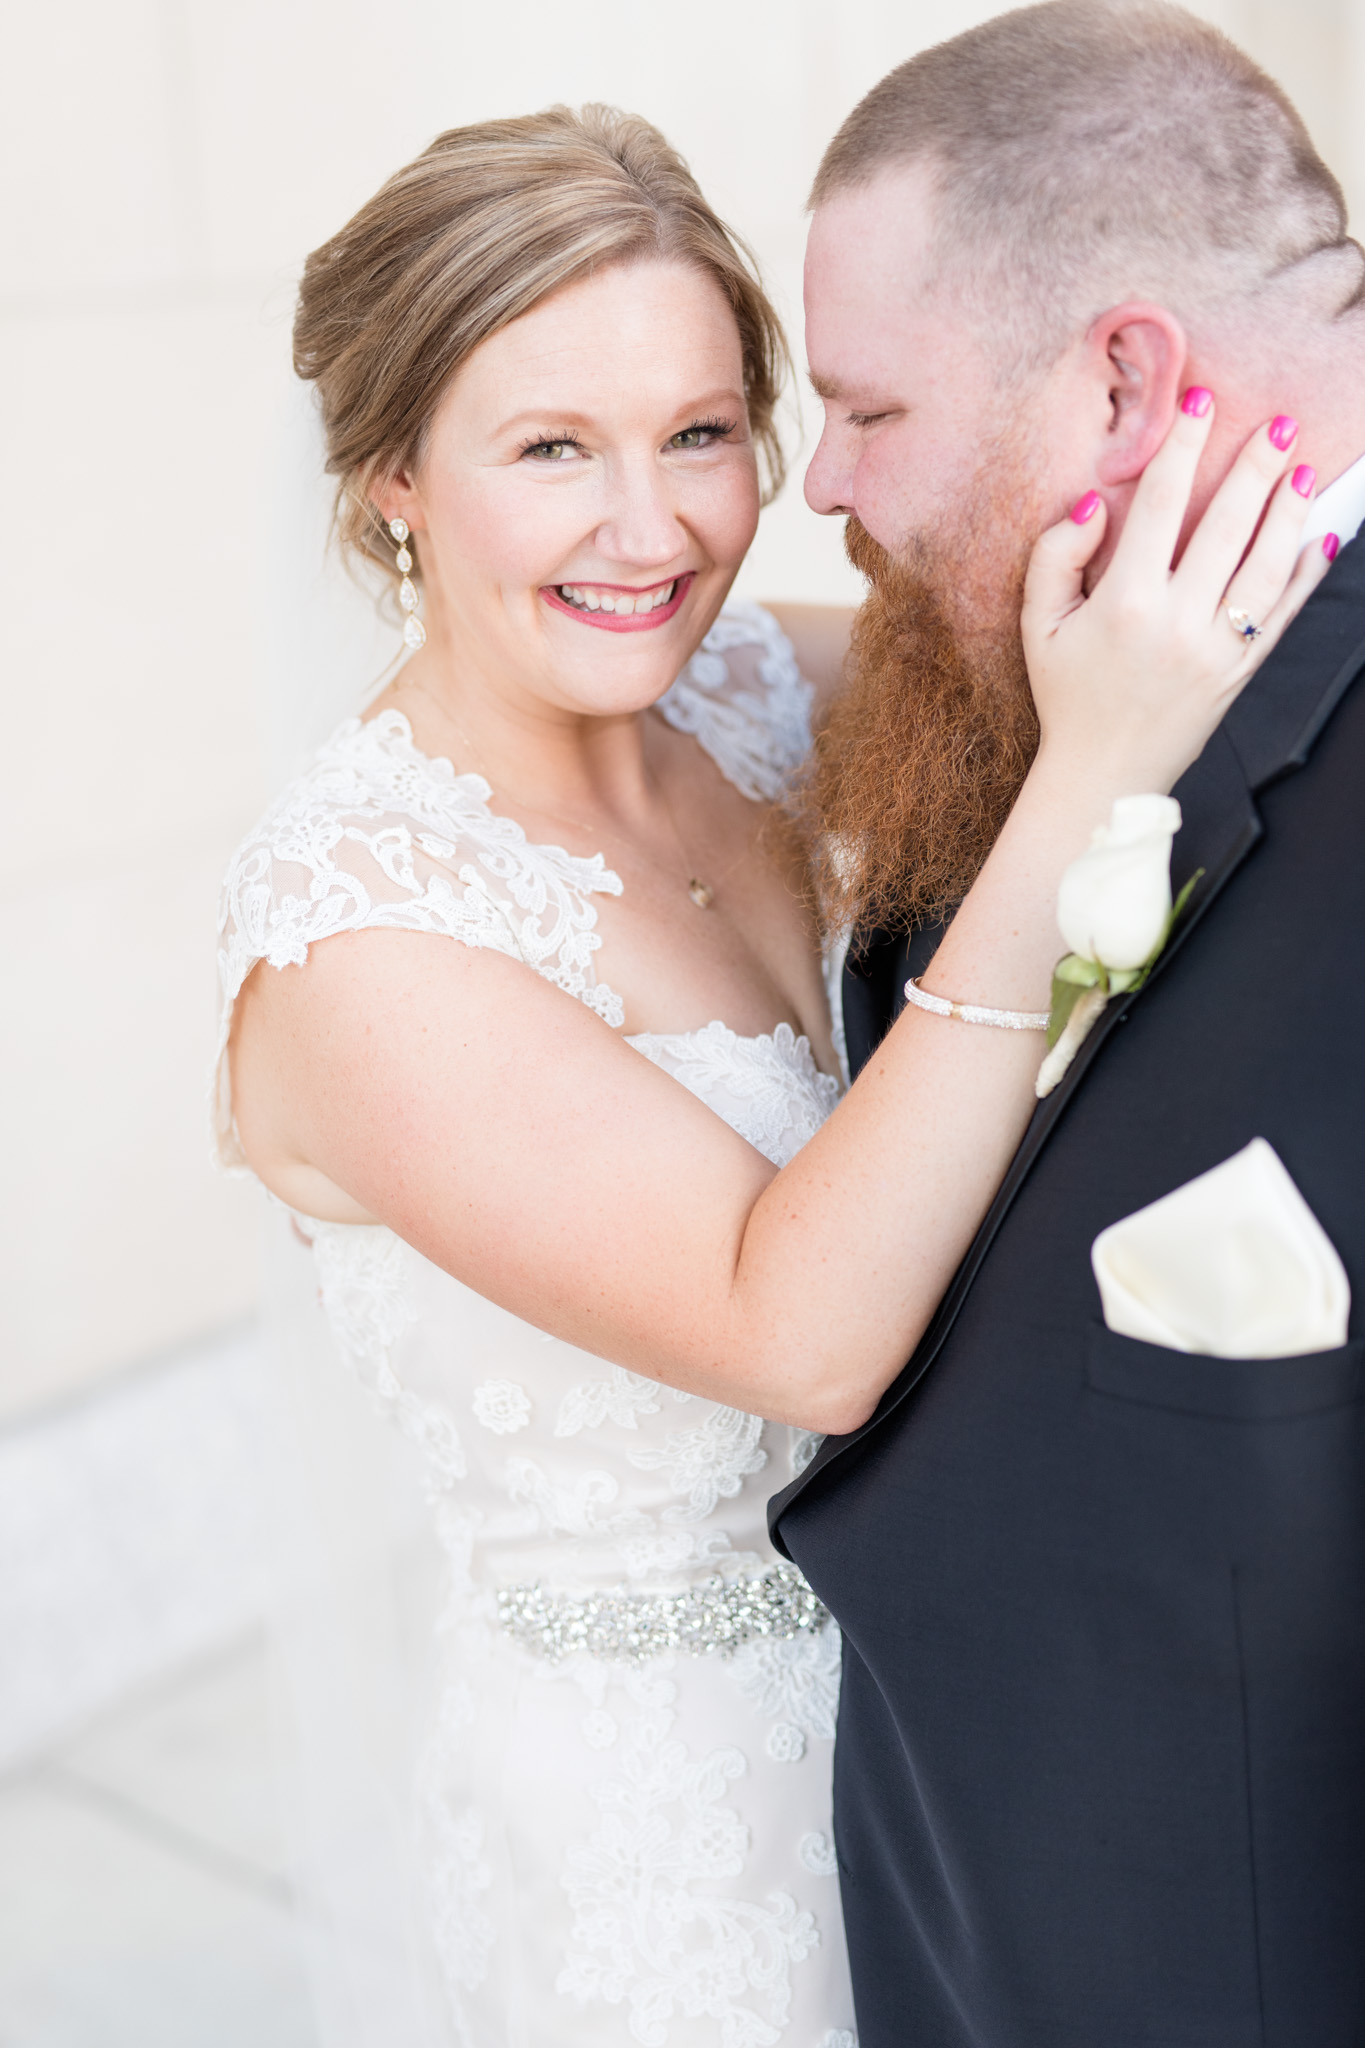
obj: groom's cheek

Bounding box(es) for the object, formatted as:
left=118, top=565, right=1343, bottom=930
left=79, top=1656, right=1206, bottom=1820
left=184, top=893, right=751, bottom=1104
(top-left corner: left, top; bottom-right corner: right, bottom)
left=856, top=399, right=1008, bottom=557
left=841, top=438, right=940, bottom=556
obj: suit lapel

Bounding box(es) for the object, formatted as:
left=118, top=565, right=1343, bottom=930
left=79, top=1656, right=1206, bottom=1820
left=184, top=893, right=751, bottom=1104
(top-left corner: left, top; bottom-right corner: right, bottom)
left=778, top=539, right=1365, bottom=1514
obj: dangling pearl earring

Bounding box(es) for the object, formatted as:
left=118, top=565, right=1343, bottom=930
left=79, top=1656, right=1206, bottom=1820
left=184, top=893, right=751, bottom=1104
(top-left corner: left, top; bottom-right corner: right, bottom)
left=389, top=517, right=426, bottom=650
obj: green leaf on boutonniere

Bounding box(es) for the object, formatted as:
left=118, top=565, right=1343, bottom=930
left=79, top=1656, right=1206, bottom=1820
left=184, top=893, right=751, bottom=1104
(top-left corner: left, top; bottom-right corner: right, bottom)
left=1154, top=868, right=1202, bottom=966
left=1122, top=868, right=1205, bottom=997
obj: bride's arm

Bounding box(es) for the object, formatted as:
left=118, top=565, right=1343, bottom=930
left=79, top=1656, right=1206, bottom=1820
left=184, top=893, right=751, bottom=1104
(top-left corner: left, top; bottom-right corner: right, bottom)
left=231, top=405, right=1326, bottom=1433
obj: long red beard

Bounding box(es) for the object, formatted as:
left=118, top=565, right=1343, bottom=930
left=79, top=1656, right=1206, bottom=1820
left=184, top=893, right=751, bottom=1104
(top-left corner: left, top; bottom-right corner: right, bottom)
left=796, top=485, right=1043, bottom=938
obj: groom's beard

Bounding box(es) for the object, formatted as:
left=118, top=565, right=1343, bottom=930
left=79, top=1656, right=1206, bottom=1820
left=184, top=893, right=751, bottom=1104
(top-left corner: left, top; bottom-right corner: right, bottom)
left=801, top=451, right=1045, bottom=940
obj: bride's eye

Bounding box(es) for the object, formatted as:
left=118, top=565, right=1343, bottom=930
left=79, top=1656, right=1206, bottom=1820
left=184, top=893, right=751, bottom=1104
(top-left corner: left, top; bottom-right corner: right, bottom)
left=669, top=417, right=737, bottom=451
left=520, top=434, right=584, bottom=463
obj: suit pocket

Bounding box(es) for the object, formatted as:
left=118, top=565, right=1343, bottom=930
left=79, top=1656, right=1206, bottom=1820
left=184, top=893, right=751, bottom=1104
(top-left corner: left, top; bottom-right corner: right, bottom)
left=1084, top=1322, right=1365, bottom=1421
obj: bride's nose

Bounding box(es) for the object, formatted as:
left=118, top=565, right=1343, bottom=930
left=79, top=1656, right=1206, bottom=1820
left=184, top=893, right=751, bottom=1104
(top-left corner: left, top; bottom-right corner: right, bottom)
left=593, top=462, right=688, bottom=569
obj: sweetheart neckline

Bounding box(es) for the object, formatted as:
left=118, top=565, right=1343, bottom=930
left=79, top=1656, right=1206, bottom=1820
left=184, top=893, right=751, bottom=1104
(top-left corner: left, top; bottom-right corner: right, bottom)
left=627, top=1018, right=817, bottom=1061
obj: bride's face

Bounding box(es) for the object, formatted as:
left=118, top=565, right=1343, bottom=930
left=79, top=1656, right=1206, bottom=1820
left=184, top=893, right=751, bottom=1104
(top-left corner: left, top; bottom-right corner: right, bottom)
left=384, top=259, right=762, bottom=718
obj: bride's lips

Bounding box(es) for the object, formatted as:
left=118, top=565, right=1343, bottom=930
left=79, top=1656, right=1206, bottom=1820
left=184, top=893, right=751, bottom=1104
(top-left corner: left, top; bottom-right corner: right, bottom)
left=540, top=571, right=694, bottom=632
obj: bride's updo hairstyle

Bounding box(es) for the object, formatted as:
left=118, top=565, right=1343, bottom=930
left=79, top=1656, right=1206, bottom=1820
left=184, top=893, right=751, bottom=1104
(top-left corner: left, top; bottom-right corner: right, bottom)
left=294, top=104, right=789, bottom=577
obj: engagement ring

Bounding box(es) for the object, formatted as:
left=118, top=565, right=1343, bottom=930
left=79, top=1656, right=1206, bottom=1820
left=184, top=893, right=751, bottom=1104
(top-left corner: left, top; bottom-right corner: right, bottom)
left=1226, top=606, right=1262, bottom=642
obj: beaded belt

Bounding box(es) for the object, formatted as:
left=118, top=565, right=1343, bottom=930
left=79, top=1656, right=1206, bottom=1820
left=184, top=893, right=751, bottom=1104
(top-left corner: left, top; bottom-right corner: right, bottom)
left=495, top=1561, right=830, bottom=1665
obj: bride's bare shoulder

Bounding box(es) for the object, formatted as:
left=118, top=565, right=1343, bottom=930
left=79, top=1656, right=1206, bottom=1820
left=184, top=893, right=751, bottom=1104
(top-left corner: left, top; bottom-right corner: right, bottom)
left=228, top=924, right=538, bottom=1223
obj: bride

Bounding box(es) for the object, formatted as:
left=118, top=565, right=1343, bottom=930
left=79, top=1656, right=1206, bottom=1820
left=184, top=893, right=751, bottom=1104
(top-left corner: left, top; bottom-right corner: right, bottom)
left=217, top=105, right=1322, bottom=2048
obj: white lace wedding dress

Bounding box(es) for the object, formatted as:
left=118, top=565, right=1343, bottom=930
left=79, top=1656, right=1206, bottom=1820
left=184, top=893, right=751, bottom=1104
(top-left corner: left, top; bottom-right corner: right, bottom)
left=215, top=603, right=856, bottom=2048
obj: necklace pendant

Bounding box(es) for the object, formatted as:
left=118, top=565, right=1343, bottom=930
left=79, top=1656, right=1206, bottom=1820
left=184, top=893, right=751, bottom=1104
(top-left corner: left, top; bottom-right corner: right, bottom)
left=687, top=877, right=715, bottom=909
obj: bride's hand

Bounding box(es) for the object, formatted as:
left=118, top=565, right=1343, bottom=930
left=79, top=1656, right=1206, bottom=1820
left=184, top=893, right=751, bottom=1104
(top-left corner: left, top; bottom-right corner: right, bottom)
left=1021, top=394, right=1334, bottom=795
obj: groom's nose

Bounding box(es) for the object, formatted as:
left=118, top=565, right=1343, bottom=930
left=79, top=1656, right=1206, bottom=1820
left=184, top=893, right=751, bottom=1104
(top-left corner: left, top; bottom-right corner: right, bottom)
left=804, top=422, right=855, bottom=519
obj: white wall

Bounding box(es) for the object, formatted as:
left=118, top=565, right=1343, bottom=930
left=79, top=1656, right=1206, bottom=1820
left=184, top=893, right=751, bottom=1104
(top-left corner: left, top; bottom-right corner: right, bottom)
left=3, top=0, right=1363, bottom=1419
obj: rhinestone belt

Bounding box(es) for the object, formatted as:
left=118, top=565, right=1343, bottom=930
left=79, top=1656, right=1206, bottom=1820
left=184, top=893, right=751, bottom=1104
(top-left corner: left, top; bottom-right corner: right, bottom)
left=495, top=1561, right=830, bottom=1665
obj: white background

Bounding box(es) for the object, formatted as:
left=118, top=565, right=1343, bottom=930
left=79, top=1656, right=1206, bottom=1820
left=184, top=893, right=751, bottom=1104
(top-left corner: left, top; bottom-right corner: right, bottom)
left=3, top=0, right=1363, bottom=1421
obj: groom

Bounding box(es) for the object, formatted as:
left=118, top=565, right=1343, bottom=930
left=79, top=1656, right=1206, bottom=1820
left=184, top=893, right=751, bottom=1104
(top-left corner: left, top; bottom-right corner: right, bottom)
left=772, top=3, right=1365, bottom=2041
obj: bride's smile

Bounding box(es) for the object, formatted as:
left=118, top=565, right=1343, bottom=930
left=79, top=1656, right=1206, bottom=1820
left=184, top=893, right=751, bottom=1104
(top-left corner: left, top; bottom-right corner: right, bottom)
left=380, top=257, right=760, bottom=720
left=542, top=569, right=693, bottom=625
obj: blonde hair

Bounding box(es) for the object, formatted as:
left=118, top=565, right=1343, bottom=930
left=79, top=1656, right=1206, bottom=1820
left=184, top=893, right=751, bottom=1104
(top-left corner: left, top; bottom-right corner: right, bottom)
left=294, top=103, right=789, bottom=574
left=812, top=0, right=1363, bottom=369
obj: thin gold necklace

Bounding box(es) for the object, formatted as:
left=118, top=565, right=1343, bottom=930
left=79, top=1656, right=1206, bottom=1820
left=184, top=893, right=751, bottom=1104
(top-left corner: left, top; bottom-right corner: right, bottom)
left=395, top=672, right=744, bottom=910
left=652, top=757, right=728, bottom=909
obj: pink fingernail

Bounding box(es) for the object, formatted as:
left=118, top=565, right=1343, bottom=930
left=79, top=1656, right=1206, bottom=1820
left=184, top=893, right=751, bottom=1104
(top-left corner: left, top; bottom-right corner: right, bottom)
left=1323, top=532, right=1340, bottom=562
left=1181, top=386, right=1213, bottom=418
left=1269, top=414, right=1299, bottom=451
left=1291, top=463, right=1316, bottom=498
left=1070, top=489, right=1102, bottom=524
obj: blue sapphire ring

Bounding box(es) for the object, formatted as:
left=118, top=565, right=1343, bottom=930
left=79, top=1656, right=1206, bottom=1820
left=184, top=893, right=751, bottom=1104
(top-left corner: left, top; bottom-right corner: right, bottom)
left=1226, top=606, right=1262, bottom=641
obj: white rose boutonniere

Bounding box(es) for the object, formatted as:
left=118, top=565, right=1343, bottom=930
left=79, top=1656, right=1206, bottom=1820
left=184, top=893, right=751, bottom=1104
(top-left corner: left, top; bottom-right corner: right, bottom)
left=1035, top=795, right=1200, bottom=1098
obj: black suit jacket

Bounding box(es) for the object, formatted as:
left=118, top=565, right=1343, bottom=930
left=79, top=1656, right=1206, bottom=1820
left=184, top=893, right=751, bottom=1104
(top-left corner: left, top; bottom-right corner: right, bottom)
left=770, top=536, right=1365, bottom=2046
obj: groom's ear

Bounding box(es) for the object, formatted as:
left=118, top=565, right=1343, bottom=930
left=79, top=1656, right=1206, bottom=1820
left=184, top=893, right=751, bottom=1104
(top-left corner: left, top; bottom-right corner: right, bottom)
left=1087, top=303, right=1187, bottom=486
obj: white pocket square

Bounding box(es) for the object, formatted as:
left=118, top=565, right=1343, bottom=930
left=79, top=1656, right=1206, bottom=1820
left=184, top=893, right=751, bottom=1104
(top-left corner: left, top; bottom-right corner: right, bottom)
left=1091, top=1138, right=1350, bottom=1358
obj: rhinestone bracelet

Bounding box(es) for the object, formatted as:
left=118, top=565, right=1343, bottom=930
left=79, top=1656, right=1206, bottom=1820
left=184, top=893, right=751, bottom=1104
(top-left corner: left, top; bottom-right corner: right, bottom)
left=495, top=1561, right=830, bottom=1666
left=903, top=976, right=1050, bottom=1032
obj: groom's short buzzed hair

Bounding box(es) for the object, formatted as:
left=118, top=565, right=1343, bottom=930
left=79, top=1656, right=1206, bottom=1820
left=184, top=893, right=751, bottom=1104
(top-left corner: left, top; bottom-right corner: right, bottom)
left=813, top=0, right=1363, bottom=365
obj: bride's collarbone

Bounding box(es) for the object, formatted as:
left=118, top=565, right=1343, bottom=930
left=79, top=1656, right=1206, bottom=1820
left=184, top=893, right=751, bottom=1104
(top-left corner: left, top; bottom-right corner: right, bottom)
left=595, top=880, right=833, bottom=1060
left=481, top=746, right=824, bottom=1046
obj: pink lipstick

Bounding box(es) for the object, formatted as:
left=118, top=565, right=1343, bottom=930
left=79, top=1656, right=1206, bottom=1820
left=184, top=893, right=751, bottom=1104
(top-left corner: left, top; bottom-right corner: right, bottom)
left=541, top=572, right=694, bottom=632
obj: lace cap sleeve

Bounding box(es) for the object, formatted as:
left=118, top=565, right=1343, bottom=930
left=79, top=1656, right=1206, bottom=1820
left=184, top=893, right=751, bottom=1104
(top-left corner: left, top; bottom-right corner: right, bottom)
left=213, top=710, right=623, bottom=1170
left=657, top=601, right=814, bottom=804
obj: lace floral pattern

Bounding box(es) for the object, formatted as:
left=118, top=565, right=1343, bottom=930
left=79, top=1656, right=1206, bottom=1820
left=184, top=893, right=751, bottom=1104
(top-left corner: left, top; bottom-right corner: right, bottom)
left=557, top=1366, right=666, bottom=1437
left=558, top=1667, right=819, bottom=2048
left=629, top=1406, right=768, bottom=1522
left=309, top=1222, right=467, bottom=1492
left=727, top=1625, right=843, bottom=1743
left=658, top=602, right=814, bottom=804
left=504, top=1453, right=758, bottom=1585
left=627, top=1022, right=841, bottom=1171
left=472, top=1380, right=533, bottom=1434
left=799, top=1835, right=839, bottom=1880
